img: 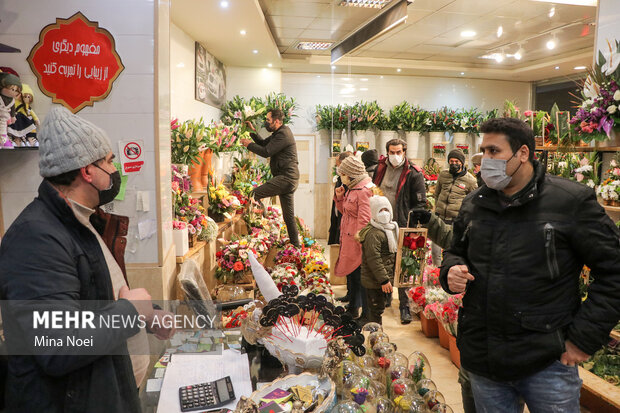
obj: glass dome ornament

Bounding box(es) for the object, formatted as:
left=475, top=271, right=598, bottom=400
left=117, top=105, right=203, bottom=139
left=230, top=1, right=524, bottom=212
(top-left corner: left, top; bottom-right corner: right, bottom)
left=357, top=355, right=376, bottom=369
left=368, top=331, right=390, bottom=349
left=389, top=378, right=416, bottom=399
left=388, top=365, right=411, bottom=382
left=363, top=367, right=386, bottom=384
left=331, top=400, right=364, bottom=413
left=423, top=390, right=445, bottom=410
left=374, top=397, right=396, bottom=413
left=395, top=394, right=429, bottom=413
left=430, top=404, right=454, bottom=413
left=407, top=351, right=431, bottom=383
left=415, top=378, right=437, bottom=398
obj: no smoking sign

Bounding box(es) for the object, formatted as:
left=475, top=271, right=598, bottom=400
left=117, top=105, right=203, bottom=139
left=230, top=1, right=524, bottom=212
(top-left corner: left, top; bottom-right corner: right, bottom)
left=118, top=139, right=145, bottom=174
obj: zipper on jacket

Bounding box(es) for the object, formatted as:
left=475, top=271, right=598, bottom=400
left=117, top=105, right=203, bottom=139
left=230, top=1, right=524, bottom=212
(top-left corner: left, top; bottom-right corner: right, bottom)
left=443, top=177, right=456, bottom=218
left=544, top=223, right=560, bottom=280
left=460, top=221, right=473, bottom=243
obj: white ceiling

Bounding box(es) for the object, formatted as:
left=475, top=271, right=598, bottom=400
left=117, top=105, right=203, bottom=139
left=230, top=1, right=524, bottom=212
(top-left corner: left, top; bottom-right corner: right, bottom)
left=171, top=0, right=597, bottom=82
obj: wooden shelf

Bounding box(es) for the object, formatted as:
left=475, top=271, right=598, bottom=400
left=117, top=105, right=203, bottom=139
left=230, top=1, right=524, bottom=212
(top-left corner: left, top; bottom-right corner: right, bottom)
left=176, top=241, right=206, bottom=264
left=579, top=366, right=620, bottom=413
left=603, top=204, right=620, bottom=213
left=535, top=145, right=596, bottom=152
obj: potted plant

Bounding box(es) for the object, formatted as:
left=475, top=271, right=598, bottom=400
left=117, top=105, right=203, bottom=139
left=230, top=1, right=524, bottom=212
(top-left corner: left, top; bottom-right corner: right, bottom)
left=350, top=101, right=381, bottom=149
left=265, top=92, right=297, bottom=125
left=171, top=118, right=209, bottom=191
left=376, top=107, right=400, bottom=156
left=428, top=107, right=454, bottom=151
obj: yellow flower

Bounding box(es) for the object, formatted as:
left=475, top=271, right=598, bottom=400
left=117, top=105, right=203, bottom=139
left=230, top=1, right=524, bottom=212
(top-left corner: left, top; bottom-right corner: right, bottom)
left=183, top=145, right=189, bottom=153
left=239, top=239, right=248, bottom=246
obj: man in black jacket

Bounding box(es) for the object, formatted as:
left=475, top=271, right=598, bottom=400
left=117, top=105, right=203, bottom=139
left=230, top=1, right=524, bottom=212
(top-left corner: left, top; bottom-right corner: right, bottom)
left=440, top=117, right=620, bottom=412
left=0, top=106, right=171, bottom=412
left=241, top=108, right=301, bottom=247
left=372, top=138, right=427, bottom=324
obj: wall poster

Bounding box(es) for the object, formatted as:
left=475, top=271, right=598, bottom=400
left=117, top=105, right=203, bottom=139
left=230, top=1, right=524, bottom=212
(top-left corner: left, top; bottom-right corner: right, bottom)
left=195, top=42, right=226, bottom=108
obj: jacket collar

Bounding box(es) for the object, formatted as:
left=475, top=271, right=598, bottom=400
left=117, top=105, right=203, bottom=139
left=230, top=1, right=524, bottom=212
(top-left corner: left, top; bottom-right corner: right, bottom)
left=472, top=160, right=545, bottom=212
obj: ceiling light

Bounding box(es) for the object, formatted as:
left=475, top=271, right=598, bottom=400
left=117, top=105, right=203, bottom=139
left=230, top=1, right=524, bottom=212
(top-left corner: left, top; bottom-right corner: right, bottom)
left=296, top=41, right=333, bottom=50
left=380, top=76, right=384, bottom=79
left=396, top=68, right=401, bottom=72
left=574, top=66, right=587, bottom=70
left=240, top=30, right=246, bottom=35
left=360, top=87, right=368, bottom=91
left=316, top=75, right=321, bottom=78
left=267, top=63, right=272, bottom=67
left=252, top=49, right=258, bottom=54
left=497, top=26, right=503, bottom=38
left=220, top=1, right=229, bottom=8
left=331, top=65, right=336, bottom=70
left=342, top=77, right=351, bottom=81
left=461, top=30, right=476, bottom=38
left=262, top=68, right=267, bottom=72
left=361, top=78, right=368, bottom=81
left=495, top=53, right=505, bottom=63
left=546, top=38, right=556, bottom=50
left=340, top=88, right=355, bottom=94
left=548, top=7, right=555, bottom=18
left=555, top=66, right=560, bottom=69
left=531, top=0, right=596, bottom=6
left=514, top=47, right=524, bottom=60
left=460, top=72, right=465, bottom=75
left=339, top=0, right=392, bottom=9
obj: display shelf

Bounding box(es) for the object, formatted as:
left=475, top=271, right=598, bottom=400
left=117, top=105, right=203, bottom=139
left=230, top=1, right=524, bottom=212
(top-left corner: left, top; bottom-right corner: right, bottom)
left=535, top=145, right=596, bottom=152
left=176, top=241, right=206, bottom=264
left=579, top=366, right=620, bottom=413
left=603, top=204, right=620, bottom=213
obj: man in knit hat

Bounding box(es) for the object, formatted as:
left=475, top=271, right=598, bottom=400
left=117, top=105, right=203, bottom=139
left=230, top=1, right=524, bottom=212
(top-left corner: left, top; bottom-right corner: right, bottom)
left=432, top=148, right=477, bottom=265
left=471, top=152, right=483, bottom=187
left=0, top=106, right=172, bottom=412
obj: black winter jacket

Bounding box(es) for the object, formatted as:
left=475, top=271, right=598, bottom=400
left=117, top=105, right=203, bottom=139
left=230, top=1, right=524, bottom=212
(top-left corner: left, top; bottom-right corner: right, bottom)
left=440, top=161, right=620, bottom=381
left=0, top=180, right=142, bottom=413
left=372, top=157, right=427, bottom=227
left=248, top=125, right=299, bottom=181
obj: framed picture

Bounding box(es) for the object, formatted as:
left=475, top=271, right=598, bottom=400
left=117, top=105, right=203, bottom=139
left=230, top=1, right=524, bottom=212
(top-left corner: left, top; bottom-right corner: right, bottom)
left=195, top=42, right=226, bottom=108
left=393, top=227, right=428, bottom=289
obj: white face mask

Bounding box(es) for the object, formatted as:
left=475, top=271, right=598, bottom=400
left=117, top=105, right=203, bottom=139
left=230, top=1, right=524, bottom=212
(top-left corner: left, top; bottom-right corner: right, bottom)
left=388, top=154, right=403, bottom=167
left=480, top=154, right=521, bottom=190
left=376, top=210, right=392, bottom=224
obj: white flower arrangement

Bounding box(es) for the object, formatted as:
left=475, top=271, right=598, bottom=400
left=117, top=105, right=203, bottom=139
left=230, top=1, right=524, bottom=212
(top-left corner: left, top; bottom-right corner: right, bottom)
left=597, top=181, right=620, bottom=201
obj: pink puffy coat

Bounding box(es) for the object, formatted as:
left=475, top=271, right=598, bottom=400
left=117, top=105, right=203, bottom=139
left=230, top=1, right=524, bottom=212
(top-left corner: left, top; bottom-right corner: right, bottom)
left=334, top=177, right=373, bottom=277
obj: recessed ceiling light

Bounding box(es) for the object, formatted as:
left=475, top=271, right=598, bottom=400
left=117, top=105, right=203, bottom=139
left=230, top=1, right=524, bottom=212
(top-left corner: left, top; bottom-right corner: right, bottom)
left=331, top=65, right=336, bottom=70
left=546, top=39, right=556, bottom=50
left=548, top=7, right=555, bottom=17
left=461, top=30, right=476, bottom=38
left=396, top=68, right=401, bottom=72
left=555, top=66, right=560, bottom=70
left=360, top=87, right=368, bottom=91
left=220, top=1, right=229, bottom=8
left=574, top=66, right=587, bottom=70
left=296, top=41, right=333, bottom=50
left=252, top=49, right=258, bottom=54
left=380, top=76, right=384, bottom=79
left=316, top=75, right=321, bottom=78
left=497, top=26, right=503, bottom=38
left=339, top=0, right=392, bottom=9
left=268, top=63, right=272, bottom=67
left=342, top=77, right=351, bottom=81
left=360, top=78, right=368, bottom=81
left=460, top=72, right=465, bottom=75
left=240, top=29, right=246, bottom=35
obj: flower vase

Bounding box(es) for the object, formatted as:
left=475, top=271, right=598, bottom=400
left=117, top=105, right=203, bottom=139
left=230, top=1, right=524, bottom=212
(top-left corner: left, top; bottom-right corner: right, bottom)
left=341, top=129, right=350, bottom=150
left=448, top=334, right=460, bottom=368
left=353, top=130, right=371, bottom=152
left=405, top=131, right=421, bottom=159
left=437, top=322, right=450, bottom=349
left=189, top=158, right=204, bottom=191
left=453, top=132, right=469, bottom=155
left=379, top=130, right=397, bottom=156
left=471, top=134, right=482, bottom=153
left=188, top=233, right=197, bottom=249
left=200, top=149, right=213, bottom=188
left=173, top=227, right=189, bottom=257
left=420, top=312, right=439, bottom=338
left=214, top=153, right=225, bottom=183
left=596, top=129, right=620, bottom=149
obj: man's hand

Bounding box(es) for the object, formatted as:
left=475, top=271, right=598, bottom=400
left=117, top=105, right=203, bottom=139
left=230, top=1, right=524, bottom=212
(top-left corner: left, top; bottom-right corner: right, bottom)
left=245, top=121, right=256, bottom=132
left=382, top=281, right=393, bottom=294
left=240, top=138, right=252, bottom=147
left=146, top=309, right=176, bottom=340
left=447, top=265, right=475, bottom=293
left=335, top=186, right=345, bottom=199
left=119, top=286, right=154, bottom=320
left=560, top=340, right=590, bottom=366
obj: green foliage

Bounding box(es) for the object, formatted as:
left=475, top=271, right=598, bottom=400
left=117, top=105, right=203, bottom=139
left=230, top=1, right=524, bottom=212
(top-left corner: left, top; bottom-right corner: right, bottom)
left=350, top=101, right=382, bottom=130
left=171, top=118, right=209, bottom=165
left=264, top=92, right=298, bottom=125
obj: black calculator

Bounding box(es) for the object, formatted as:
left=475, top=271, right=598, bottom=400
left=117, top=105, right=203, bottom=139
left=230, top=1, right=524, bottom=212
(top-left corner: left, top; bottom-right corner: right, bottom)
left=179, top=376, right=235, bottom=412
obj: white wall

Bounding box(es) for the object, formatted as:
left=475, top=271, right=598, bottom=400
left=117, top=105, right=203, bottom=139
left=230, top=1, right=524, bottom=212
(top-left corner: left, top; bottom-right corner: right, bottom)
left=596, top=0, right=620, bottom=62
left=0, top=0, right=160, bottom=264
left=226, top=67, right=282, bottom=100
left=282, top=72, right=532, bottom=184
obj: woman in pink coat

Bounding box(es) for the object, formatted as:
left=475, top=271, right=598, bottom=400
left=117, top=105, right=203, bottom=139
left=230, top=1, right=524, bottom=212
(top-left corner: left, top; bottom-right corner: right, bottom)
left=334, top=156, right=374, bottom=320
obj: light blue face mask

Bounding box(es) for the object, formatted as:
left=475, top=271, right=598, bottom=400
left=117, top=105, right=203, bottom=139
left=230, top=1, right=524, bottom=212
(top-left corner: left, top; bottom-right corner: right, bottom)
left=480, top=153, right=522, bottom=190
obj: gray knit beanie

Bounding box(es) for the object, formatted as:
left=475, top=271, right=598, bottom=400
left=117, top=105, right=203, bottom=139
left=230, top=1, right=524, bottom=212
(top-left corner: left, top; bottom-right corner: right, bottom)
left=38, top=105, right=112, bottom=177
left=447, top=148, right=465, bottom=165
left=337, top=156, right=367, bottom=179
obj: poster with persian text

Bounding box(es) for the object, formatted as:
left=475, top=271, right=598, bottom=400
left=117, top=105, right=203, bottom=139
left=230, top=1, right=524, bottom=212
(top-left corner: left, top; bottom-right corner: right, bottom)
left=195, top=42, right=226, bottom=108
left=27, top=12, right=124, bottom=113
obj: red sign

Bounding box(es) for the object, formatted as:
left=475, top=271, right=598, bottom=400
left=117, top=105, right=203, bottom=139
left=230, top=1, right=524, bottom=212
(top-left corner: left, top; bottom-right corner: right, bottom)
left=124, top=142, right=141, bottom=160
left=27, top=12, right=124, bottom=113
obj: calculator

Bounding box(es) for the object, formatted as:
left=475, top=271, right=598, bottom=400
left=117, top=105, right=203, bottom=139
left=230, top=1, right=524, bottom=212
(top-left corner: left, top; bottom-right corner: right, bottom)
left=179, top=376, right=235, bottom=412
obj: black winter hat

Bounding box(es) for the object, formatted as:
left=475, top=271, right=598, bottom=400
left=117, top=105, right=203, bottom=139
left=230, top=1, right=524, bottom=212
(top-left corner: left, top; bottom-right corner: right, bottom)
left=447, top=148, right=465, bottom=164
left=361, top=149, right=379, bottom=168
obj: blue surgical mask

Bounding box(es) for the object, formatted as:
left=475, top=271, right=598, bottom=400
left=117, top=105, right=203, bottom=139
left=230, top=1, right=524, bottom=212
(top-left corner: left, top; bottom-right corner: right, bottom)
left=480, top=153, right=521, bottom=190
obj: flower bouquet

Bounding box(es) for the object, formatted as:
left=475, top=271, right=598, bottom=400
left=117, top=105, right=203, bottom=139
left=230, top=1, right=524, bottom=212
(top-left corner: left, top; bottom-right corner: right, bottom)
left=207, top=183, right=241, bottom=222
left=356, top=142, right=370, bottom=152
left=269, top=264, right=302, bottom=291
left=274, top=244, right=303, bottom=270
left=232, top=157, right=272, bottom=198
left=597, top=178, right=620, bottom=205
left=302, top=273, right=334, bottom=299
left=428, top=107, right=456, bottom=132
left=215, top=235, right=260, bottom=284
left=432, top=144, right=446, bottom=157
left=221, top=95, right=267, bottom=134
left=570, top=40, right=620, bottom=142
left=394, top=230, right=428, bottom=288
left=422, top=266, right=441, bottom=289
left=208, top=121, right=248, bottom=154
left=408, top=285, right=426, bottom=313
left=453, top=108, right=482, bottom=133
left=350, top=101, right=381, bottom=130
left=171, top=117, right=209, bottom=166
left=173, top=185, right=210, bottom=242
left=265, top=92, right=297, bottom=125
left=439, top=294, right=463, bottom=336
left=422, top=288, right=450, bottom=319
left=303, top=259, right=329, bottom=276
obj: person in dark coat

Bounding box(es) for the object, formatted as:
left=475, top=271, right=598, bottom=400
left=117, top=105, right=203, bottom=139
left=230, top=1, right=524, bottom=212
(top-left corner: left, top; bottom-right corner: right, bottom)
left=372, top=138, right=427, bottom=324
left=241, top=109, right=301, bottom=247
left=471, top=152, right=483, bottom=188
left=440, top=118, right=620, bottom=412
left=361, top=149, right=379, bottom=174
left=0, top=106, right=174, bottom=413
